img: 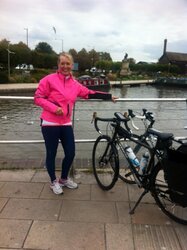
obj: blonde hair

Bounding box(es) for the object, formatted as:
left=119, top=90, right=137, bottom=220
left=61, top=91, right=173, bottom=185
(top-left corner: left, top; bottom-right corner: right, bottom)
left=58, top=52, right=74, bottom=64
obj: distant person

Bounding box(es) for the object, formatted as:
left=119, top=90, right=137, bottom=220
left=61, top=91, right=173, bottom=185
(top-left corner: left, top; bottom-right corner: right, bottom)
left=34, top=52, right=117, bottom=194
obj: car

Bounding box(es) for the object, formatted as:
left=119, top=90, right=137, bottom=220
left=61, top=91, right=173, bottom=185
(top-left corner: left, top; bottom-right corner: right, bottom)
left=15, top=64, right=34, bottom=70
left=90, top=67, right=97, bottom=73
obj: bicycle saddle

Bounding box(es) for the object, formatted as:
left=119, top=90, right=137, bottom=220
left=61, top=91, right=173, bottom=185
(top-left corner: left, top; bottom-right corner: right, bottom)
left=148, top=128, right=173, bottom=140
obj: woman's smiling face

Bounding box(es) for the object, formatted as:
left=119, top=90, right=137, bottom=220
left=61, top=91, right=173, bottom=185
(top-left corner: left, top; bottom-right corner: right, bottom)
left=58, top=54, right=73, bottom=76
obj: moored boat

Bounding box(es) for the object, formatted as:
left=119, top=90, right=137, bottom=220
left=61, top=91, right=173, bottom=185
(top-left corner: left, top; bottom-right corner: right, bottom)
left=77, top=74, right=110, bottom=89
left=154, top=77, right=187, bottom=87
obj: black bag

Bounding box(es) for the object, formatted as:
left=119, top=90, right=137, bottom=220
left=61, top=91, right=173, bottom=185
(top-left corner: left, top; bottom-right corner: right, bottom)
left=163, top=145, right=187, bottom=207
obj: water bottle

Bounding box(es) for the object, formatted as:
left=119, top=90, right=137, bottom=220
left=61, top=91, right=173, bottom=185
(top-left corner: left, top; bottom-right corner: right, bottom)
left=125, top=146, right=140, bottom=168
left=139, top=152, right=149, bottom=175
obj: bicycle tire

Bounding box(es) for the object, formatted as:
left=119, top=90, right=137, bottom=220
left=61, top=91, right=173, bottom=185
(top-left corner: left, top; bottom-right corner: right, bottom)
left=151, top=163, right=187, bottom=225
left=92, top=135, right=119, bottom=190
left=118, top=138, right=151, bottom=184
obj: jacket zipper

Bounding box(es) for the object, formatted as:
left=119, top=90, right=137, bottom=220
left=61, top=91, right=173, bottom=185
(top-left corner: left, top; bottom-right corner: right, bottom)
left=67, top=104, right=70, bottom=116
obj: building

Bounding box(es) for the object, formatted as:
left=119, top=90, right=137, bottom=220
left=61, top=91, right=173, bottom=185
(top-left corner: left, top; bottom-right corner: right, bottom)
left=159, top=39, right=187, bottom=74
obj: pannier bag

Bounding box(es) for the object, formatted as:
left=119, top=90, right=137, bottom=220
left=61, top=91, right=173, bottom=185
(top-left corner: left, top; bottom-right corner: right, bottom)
left=163, top=145, right=187, bottom=207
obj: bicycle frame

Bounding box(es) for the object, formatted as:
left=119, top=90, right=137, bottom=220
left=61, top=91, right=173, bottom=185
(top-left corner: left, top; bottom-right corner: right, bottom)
left=111, top=123, right=155, bottom=187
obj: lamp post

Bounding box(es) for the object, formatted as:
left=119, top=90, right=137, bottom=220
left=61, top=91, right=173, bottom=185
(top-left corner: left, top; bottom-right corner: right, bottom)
left=61, top=39, right=63, bottom=52
left=55, top=38, right=63, bottom=52
left=7, top=42, right=15, bottom=79
left=52, top=27, right=63, bottom=52
left=24, top=28, right=28, bottom=47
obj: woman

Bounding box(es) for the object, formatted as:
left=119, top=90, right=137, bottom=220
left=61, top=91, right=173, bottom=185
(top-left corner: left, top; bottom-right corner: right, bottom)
left=34, top=52, right=117, bottom=194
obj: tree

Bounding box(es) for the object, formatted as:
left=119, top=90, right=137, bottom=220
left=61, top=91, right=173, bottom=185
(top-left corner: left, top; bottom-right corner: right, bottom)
left=0, top=39, right=11, bottom=67
left=99, top=52, right=112, bottom=61
left=69, top=49, right=78, bottom=62
left=11, top=42, right=31, bottom=66
left=77, top=49, right=90, bottom=72
left=31, top=51, right=57, bottom=68
left=35, top=42, right=55, bottom=54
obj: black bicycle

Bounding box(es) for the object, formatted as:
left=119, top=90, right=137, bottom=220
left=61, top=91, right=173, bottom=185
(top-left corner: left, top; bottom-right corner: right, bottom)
left=92, top=111, right=187, bottom=224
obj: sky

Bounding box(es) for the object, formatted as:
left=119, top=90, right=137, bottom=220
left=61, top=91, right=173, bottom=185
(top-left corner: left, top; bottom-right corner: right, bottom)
left=0, top=0, right=187, bottom=63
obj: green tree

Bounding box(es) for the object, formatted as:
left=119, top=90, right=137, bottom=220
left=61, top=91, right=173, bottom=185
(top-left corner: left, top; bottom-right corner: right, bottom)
left=99, top=52, right=112, bottom=61
left=77, top=49, right=90, bottom=72
left=35, top=42, right=55, bottom=54
left=11, top=42, right=31, bottom=66
left=0, top=39, right=11, bottom=68
left=31, top=51, right=57, bottom=68
left=69, top=49, right=78, bottom=62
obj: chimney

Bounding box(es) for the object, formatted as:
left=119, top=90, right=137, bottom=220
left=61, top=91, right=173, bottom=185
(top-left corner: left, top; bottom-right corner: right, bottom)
left=163, top=39, right=167, bottom=54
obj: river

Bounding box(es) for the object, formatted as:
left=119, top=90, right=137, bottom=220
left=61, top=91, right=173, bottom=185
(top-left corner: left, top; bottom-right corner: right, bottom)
left=0, top=84, right=187, bottom=163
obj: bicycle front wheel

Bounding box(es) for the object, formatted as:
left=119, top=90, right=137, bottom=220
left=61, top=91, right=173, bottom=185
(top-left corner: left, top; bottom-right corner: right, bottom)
left=92, top=135, right=119, bottom=190
left=151, top=163, right=187, bottom=225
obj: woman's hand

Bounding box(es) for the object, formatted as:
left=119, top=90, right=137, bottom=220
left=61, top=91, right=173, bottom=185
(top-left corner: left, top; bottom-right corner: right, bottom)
left=55, top=107, right=64, bottom=115
left=112, top=96, right=118, bottom=103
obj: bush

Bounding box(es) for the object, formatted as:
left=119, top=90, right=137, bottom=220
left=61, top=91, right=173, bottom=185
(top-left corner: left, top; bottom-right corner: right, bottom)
left=0, top=70, right=8, bottom=83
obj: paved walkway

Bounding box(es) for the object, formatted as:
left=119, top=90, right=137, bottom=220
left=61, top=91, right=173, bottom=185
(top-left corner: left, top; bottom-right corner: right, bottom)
left=0, top=168, right=187, bottom=250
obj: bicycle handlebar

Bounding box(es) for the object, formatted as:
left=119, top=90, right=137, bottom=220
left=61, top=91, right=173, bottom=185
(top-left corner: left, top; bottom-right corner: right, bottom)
left=92, top=109, right=155, bottom=135
left=92, top=112, right=131, bottom=134
left=128, top=109, right=155, bottom=130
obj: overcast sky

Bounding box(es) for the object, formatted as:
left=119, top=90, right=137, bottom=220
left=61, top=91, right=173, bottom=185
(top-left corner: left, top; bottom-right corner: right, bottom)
left=0, top=0, right=187, bottom=62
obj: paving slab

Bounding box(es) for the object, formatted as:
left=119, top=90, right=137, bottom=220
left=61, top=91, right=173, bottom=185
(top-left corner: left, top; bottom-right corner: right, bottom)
left=133, top=224, right=182, bottom=250
left=106, top=223, right=134, bottom=250
left=131, top=203, right=173, bottom=226
left=31, top=169, right=59, bottom=183
left=59, top=200, right=118, bottom=223
left=0, top=182, right=44, bottom=198
left=40, top=183, right=91, bottom=200
left=73, top=170, right=98, bottom=185
left=24, top=220, right=105, bottom=250
left=115, top=201, right=133, bottom=224
left=0, top=218, right=32, bottom=248
left=175, top=226, right=187, bottom=249
left=0, top=249, right=25, bottom=250
left=128, top=183, right=156, bottom=203
left=91, top=182, right=129, bottom=201
left=0, top=198, right=62, bottom=220
left=0, top=198, right=8, bottom=211
left=0, top=169, right=35, bottom=182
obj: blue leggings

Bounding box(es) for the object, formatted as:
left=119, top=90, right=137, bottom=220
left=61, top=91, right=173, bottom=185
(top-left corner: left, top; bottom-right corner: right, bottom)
left=42, top=125, right=75, bottom=182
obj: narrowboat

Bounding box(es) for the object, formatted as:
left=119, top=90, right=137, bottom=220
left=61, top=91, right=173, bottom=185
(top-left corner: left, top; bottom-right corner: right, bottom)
left=154, top=77, right=187, bottom=87
left=77, top=74, right=110, bottom=89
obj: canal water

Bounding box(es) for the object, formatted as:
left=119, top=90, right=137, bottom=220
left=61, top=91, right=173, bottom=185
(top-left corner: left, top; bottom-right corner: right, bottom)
left=0, top=84, right=187, bottom=164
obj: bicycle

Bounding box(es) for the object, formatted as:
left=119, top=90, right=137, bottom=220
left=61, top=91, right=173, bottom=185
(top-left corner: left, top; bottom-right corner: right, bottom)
left=92, top=111, right=187, bottom=224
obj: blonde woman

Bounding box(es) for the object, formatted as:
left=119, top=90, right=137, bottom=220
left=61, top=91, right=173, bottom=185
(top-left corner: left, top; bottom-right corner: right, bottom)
left=34, top=52, right=117, bottom=194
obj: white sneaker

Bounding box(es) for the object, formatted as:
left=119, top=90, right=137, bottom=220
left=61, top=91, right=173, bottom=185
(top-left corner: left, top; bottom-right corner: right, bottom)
left=50, top=180, right=63, bottom=194
left=59, top=178, right=78, bottom=189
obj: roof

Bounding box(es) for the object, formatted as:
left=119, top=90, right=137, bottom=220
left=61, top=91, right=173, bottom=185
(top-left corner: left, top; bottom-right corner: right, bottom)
left=160, top=52, right=187, bottom=62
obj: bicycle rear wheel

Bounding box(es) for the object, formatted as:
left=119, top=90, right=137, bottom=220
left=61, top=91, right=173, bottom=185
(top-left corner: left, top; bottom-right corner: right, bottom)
left=151, top=163, right=187, bottom=225
left=92, top=135, right=119, bottom=190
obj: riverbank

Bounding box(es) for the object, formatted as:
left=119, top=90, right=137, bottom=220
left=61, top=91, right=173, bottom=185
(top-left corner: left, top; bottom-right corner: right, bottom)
left=0, top=83, right=38, bottom=93
left=0, top=80, right=154, bottom=93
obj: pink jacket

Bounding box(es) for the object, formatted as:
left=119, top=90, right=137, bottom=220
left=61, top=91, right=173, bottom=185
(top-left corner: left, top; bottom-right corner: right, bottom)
left=34, top=72, right=111, bottom=125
